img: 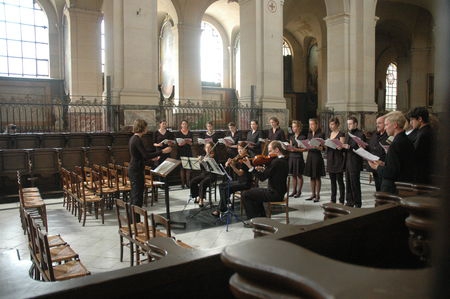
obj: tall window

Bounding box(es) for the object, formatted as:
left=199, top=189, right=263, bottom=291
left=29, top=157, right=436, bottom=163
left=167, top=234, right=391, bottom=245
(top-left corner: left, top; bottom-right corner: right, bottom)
left=201, top=21, right=222, bottom=87
left=0, top=0, right=49, bottom=77
left=385, top=63, right=397, bottom=111
left=282, top=39, right=292, bottom=56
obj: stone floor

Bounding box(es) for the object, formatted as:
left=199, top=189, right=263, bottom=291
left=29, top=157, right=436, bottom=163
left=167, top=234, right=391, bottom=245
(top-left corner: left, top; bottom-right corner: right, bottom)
left=1, top=172, right=377, bottom=275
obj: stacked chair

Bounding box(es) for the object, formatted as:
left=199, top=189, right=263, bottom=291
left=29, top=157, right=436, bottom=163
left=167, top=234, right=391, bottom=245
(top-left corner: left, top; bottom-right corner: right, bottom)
left=23, top=209, right=90, bottom=281
left=17, top=171, right=48, bottom=233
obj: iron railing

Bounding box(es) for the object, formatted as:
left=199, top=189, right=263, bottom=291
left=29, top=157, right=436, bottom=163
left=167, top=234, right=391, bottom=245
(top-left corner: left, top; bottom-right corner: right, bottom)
left=0, top=96, right=264, bottom=133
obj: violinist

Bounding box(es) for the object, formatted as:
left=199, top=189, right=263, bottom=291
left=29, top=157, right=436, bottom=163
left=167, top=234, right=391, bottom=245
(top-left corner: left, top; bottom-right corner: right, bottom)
left=211, top=142, right=253, bottom=217
left=241, top=140, right=289, bottom=224
left=189, top=141, right=216, bottom=208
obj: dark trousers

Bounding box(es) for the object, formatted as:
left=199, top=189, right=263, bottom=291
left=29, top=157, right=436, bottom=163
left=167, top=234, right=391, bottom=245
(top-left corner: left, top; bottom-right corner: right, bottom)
left=242, top=188, right=280, bottom=220
left=345, top=171, right=362, bottom=207
left=218, top=181, right=250, bottom=212
left=372, top=171, right=382, bottom=191
left=129, top=168, right=144, bottom=222
left=190, top=173, right=212, bottom=199
left=329, top=172, right=345, bottom=203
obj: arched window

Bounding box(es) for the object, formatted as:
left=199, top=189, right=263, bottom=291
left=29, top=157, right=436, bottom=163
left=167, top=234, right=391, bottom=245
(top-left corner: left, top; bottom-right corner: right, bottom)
left=201, top=21, right=222, bottom=87
left=283, top=39, right=293, bottom=92
left=385, top=63, right=397, bottom=111
left=0, top=0, right=49, bottom=77
left=282, top=39, right=292, bottom=56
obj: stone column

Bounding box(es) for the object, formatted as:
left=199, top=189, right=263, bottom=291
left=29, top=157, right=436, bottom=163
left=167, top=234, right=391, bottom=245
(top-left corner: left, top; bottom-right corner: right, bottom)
left=239, top=0, right=286, bottom=110
left=172, top=23, right=202, bottom=100
left=64, top=7, right=103, bottom=100
left=324, top=0, right=378, bottom=112
left=103, top=0, right=159, bottom=106
left=409, top=47, right=431, bottom=108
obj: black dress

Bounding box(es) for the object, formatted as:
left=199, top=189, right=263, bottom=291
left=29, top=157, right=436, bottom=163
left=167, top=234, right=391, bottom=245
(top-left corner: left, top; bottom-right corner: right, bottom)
left=175, top=130, right=193, bottom=159
left=288, top=133, right=306, bottom=176
left=326, top=131, right=345, bottom=173
left=153, top=129, right=174, bottom=166
left=267, top=127, right=286, bottom=141
left=246, top=129, right=264, bottom=157
left=304, top=130, right=326, bottom=179
left=225, top=130, right=242, bottom=158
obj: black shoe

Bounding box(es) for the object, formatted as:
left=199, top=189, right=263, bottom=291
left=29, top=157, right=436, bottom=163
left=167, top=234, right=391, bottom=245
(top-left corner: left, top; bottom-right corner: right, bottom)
left=243, top=221, right=253, bottom=228
left=294, top=192, right=301, bottom=198
left=288, top=192, right=296, bottom=197
left=199, top=203, right=204, bottom=208
left=305, top=195, right=316, bottom=201
left=313, top=197, right=320, bottom=203
left=345, top=202, right=354, bottom=207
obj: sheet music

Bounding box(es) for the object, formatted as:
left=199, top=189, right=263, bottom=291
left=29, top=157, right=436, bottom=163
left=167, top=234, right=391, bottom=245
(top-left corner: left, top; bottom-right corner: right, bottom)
left=176, top=138, right=192, bottom=145
left=353, top=148, right=380, bottom=161
left=298, top=139, right=313, bottom=149
left=348, top=132, right=368, bottom=147
left=325, top=138, right=343, bottom=149
left=309, top=138, right=325, bottom=147
left=205, top=158, right=226, bottom=175
left=180, top=156, right=190, bottom=168
left=379, top=142, right=390, bottom=153
left=189, top=157, right=201, bottom=170
left=153, top=160, right=175, bottom=175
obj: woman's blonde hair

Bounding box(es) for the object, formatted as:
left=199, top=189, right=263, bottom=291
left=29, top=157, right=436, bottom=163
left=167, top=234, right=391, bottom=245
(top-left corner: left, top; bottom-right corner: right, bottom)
left=132, top=119, right=148, bottom=133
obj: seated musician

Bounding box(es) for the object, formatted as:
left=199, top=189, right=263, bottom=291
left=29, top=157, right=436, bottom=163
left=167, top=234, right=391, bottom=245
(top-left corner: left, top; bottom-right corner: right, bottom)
left=189, top=141, right=216, bottom=208
left=212, top=142, right=253, bottom=217
left=241, top=140, right=289, bottom=225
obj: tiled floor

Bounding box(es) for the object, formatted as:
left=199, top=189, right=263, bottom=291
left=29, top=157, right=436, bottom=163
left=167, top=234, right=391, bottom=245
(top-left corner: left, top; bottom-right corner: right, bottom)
left=1, top=173, right=377, bottom=275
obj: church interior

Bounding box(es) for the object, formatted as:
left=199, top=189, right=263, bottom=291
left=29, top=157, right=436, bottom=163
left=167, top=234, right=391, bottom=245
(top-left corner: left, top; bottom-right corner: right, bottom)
left=0, top=0, right=449, bottom=297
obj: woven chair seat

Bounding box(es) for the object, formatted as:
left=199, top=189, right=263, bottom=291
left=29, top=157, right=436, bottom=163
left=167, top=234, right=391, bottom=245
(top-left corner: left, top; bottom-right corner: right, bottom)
left=46, top=260, right=90, bottom=281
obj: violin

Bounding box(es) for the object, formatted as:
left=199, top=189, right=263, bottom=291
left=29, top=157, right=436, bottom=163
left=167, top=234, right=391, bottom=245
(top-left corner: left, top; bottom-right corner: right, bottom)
left=231, top=154, right=249, bottom=163
left=252, top=153, right=277, bottom=166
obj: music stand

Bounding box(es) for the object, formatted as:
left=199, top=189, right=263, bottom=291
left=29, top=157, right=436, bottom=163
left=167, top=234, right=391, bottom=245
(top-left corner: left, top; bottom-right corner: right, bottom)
left=151, top=158, right=186, bottom=228
left=217, top=163, right=244, bottom=232
left=187, top=157, right=224, bottom=218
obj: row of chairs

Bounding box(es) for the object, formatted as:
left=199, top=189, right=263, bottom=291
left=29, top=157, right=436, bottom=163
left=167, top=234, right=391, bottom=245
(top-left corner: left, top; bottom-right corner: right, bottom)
left=22, top=209, right=90, bottom=281
left=60, top=167, right=105, bottom=226
left=115, top=199, right=191, bottom=266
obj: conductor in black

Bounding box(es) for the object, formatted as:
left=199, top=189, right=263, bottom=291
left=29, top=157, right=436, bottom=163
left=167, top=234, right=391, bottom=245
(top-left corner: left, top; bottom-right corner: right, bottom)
left=241, top=140, right=289, bottom=220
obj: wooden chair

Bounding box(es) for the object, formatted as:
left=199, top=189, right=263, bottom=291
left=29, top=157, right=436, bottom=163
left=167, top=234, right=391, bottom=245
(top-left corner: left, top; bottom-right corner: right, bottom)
left=130, top=205, right=153, bottom=265
left=18, top=174, right=48, bottom=233
left=149, top=214, right=192, bottom=254
left=36, top=228, right=90, bottom=281
left=267, top=176, right=291, bottom=224
left=115, top=199, right=135, bottom=266
left=144, top=166, right=165, bottom=206
left=72, top=173, right=105, bottom=226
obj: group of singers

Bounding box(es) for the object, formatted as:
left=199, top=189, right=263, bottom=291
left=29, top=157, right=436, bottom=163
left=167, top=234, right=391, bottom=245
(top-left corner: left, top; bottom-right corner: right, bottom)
left=128, top=108, right=435, bottom=224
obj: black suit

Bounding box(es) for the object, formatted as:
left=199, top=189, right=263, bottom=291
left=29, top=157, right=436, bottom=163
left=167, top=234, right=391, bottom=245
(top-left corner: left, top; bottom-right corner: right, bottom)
left=413, top=124, right=435, bottom=184
left=242, top=156, right=289, bottom=219
left=368, top=130, right=389, bottom=191
left=344, top=128, right=366, bottom=207
left=377, top=131, right=416, bottom=193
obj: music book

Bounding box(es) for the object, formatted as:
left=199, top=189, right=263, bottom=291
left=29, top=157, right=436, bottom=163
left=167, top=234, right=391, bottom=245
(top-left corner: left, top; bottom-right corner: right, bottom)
left=219, top=136, right=235, bottom=145
left=151, top=158, right=181, bottom=177
left=353, top=148, right=380, bottom=161
left=258, top=138, right=268, bottom=143
left=298, top=139, right=313, bottom=149
left=176, top=138, right=192, bottom=145
left=161, top=139, right=175, bottom=145
left=197, top=137, right=213, bottom=145
left=348, top=132, right=368, bottom=147
left=325, top=138, right=344, bottom=149
left=309, top=138, right=325, bottom=147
